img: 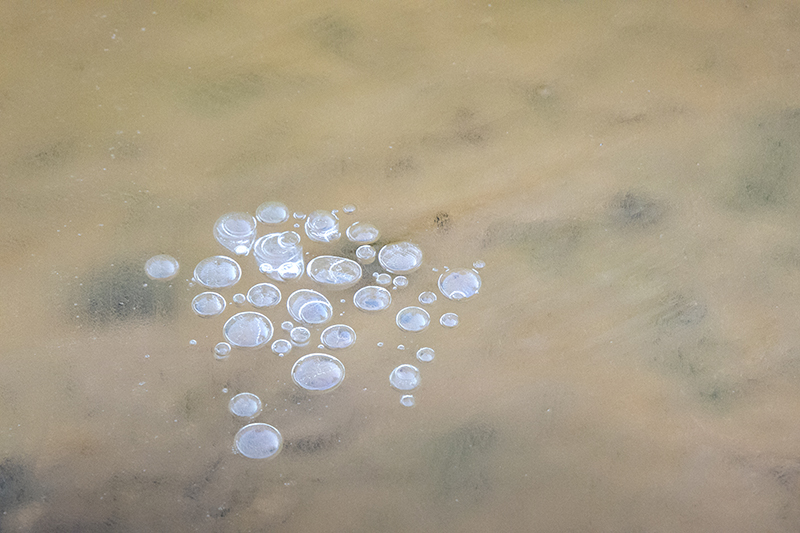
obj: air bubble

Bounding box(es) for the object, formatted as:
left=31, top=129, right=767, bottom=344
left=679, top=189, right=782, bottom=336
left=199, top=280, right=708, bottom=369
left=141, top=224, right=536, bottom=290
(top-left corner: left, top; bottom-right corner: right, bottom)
left=393, top=276, right=408, bottom=289
left=389, top=364, right=420, bottom=391
left=438, top=269, right=481, bottom=301
left=396, top=307, right=430, bottom=332
left=321, top=324, right=356, bottom=349
left=194, top=256, right=242, bottom=289
left=304, top=210, right=340, bottom=243
left=233, top=293, right=246, bottom=306
left=229, top=392, right=262, bottom=418
left=214, top=342, right=232, bottom=360
left=307, top=256, right=362, bottom=289
left=293, top=212, right=306, bottom=219
left=353, top=286, right=392, bottom=312
left=234, top=423, right=282, bottom=459
left=246, top=283, right=281, bottom=308
left=223, top=312, right=273, bottom=348
left=214, top=212, right=257, bottom=256
left=271, top=339, right=292, bottom=356
left=378, top=242, right=423, bottom=274
left=144, top=255, right=179, bottom=280
left=355, top=245, right=376, bottom=264
left=256, top=201, right=289, bottom=224
left=342, top=204, right=356, bottom=214
left=418, top=291, right=437, bottom=305
left=291, top=354, right=345, bottom=392
left=416, top=347, right=435, bottom=362
left=253, top=231, right=303, bottom=282
left=376, top=273, right=391, bottom=285
left=290, top=326, right=311, bottom=346
left=192, top=292, right=226, bottom=318
left=287, top=289, right=333, bottom=325
left=473, top=259, right=485, bottom=269
left=400, top=395, right=415, bottom=407
left=440, top=313, right=459, bottom=328
left=345, top=222, right=380, bottom=244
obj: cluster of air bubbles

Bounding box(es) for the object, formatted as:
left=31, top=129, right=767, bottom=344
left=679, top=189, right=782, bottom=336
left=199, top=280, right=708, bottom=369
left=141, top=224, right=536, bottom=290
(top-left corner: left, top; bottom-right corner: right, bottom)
left=146, top=199, right=487, bottom=457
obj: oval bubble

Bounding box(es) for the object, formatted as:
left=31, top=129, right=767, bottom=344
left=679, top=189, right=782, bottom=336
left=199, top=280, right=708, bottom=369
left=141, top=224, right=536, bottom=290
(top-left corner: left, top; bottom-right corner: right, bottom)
left=418, top=291, right=437, bottom=305
left=287, top=289, right=333, bottom=325
left=320, top=324, right=356, bottom=349
left=354, top=286, right=392, bottom=312
left=416, top=347, right=435, bottom=362
left=233, top=423, right=282, bottom=459
left=396, top=306, right=430, bottom=332
left=192, top=292, right=226, bottom=318
left=256, top=201, right=289, bottom=224
left=229, top=392, right=262, bottom=418
left=291, top=354, right=346, bottom=392
left=438, top=268, right=481, bottom=301
left=440, top=312, right=459, bottom=328
left=378, top=242, right=423, bottom=274
left=246, top=283, right=281, bottom=308
left=144, top=254, right=179, bottom=280
left=223, top=312, right=273, bottom=348
left=307, top=256, right=362, bottom=289
left=390, top=364, right=420, bottom=391
left=345, top=222, right=380, bottom=244
left=271, top=339, right=292, bottom=356
left=194, top=256, right=242, bottom=289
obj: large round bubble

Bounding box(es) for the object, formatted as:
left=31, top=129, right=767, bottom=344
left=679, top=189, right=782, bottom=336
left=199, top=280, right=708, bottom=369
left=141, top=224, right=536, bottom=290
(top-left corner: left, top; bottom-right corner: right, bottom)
left=223, top=312, right=273, bottom=348
left=291, top=354, right=346, bottom=392
left=233, top=423, right=282, bottom=459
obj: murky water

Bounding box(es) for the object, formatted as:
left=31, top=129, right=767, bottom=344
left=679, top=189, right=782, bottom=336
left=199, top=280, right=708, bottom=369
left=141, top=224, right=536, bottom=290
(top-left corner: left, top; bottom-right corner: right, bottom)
left=3, top=1, right=800, bottom=531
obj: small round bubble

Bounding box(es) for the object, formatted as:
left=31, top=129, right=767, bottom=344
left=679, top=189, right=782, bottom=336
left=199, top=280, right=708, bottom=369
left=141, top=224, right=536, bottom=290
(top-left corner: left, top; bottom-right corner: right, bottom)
left=291, top=354, right=346, bottom=392
left=214, top=342, right=232, bottom=360
left=376, top=273, right=391, bottom=285
left=440, top=312, right=459, bottom=328
left=378, top=242, right=423, bottom=274
left=256, top=201, right=289, bottom=224
left=144, top=255, right=179, bottom=280
left=416, top=347, right=435, bottom=362
left=194, top=256, right=242, bottom=289
left=321, top=324, right=357, bottom=349
left=354, top=286, right=392, bottom=312
left=290, top=326, right=311, bottom=346
left=234, top=423, right=282, bottom=459
left=229, top=392, right=262, bottom=418
left=293, top=212, right=306, bottom=220
left=418, top=291, right=437, bottom=305
left=223, top=312, right=273, bottom=348
left=393, top=276, right=408, bottom=289
left=396, top=307, right=430, bottom=332
left=400, top=395, right=415, bottom=407
left=287, top=289, right=333, bottom=325
left=304, top=210, right=340, bottom=243
left=246, top=283, right=281, bottom=308
left=345, top=222, right=380, bottom=244
left=233, top=293, right=246, bottom=306
left=342, top=204, right=356, bottom=214
left=192, top=292, right=226, bottom=318
left=214, top=212, right=257, bottom=256
left=473, top=259, right=486, bottom=269
left=271, top=339, right=292, bottom=356
left=281, top=321, right=294, bottom=332
left=189, top=339, right=197, bottom=346
left=438, top=268, right=481, bottom=301
left=390, top=364, right=420, bottom=391
left=355, top=245, right=376, bottom=264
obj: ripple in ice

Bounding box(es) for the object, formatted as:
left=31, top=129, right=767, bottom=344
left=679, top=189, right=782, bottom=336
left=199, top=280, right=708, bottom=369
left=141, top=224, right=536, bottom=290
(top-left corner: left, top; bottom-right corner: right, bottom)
left=416, top=347, right=435, bottom=362
left=307, top=256, right=362, bottom=289
left=256, top=201, right=289, bottom=224
left=287, top=289, right=333, bottom=325
left=234, top=423, right=282, bottom=459
left=253, top=231, right=304, bottom=282
left=192, top=291, right=226, bottom=318
left=271, top=339, right=292, bottom=356
left=194, top=256, right=242, bottom=289
left=214, top=212, right=257, bottom=256
left=144, top=254, right=179, bottom=280
left=389, top=364, right=420, bottom=391
left=396, top=306, right=430, bottom=332
left=229, top=392, right=262, bottom=418
left=304, top=210, right=340, bottom=243
left=291, top=354, right=346, bottom=392
left=246, top=283, right=281, bottom=308
left=321, top=324, right=356, bottom=349
left=223, top=312, right=273, bottom=348
left=378, top=242, right=423, bottom=274
left=440, top=312, right=459, bottom=328
left=353, top=286, right=391, bottom=312
left=438, top=268, right=481, bottom=301
left=345, top=222, right=380, bottom=244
